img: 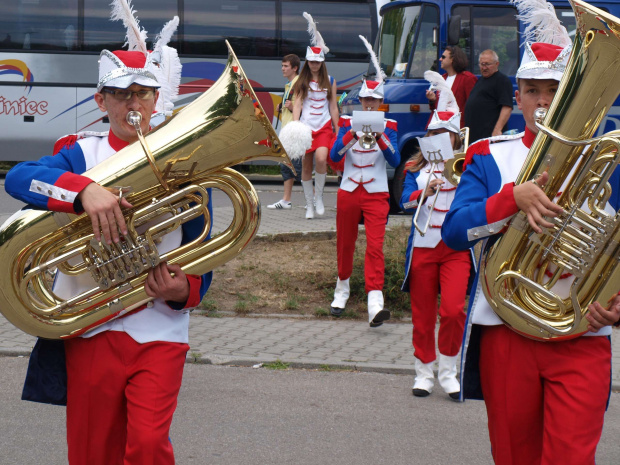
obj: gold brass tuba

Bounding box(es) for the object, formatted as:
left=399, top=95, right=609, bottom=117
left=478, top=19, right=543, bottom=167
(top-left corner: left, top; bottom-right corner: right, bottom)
left=480, top=0, right=620, bottom=341
left=0, top=41, right=292, bottom=339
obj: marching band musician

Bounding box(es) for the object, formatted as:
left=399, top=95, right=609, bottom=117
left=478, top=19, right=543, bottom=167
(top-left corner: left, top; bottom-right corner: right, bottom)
left=400, top=74, right=471, bottom=400
left=328, top=35, right=400, bottom=327
left=441, top=1, right=620, bottom=463
left=4, top=3, right=211, bottom=464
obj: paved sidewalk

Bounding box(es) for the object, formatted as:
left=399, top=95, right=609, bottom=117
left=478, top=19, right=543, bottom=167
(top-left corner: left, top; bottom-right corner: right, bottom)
left=0, top=178, right=618, bottom=390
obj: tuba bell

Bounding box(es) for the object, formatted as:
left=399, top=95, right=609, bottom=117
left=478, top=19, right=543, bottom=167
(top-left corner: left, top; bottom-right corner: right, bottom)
left=480, top=0, right=620, bottom=341
left=0, top=41, right=293, bottom=339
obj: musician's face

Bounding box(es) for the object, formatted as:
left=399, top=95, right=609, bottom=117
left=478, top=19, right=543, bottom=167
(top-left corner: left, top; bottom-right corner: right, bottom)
left=360, top=97, right=382, bottom=111
left=94, top=84, right=158, bottom=143
left=516, top=78, right=558, bottom=134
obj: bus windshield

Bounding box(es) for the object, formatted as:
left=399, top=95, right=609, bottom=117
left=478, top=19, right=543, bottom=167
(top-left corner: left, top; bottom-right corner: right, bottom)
left=376, top=5, right=422, bottom=78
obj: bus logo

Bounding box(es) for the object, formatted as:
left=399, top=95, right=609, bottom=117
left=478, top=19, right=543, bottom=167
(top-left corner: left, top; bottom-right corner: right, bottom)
left=0, top=59, right=34, bottom=94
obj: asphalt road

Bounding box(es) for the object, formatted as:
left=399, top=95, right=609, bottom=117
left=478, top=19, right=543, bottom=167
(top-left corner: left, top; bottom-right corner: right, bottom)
left=1, top=357, right=619, bottom=465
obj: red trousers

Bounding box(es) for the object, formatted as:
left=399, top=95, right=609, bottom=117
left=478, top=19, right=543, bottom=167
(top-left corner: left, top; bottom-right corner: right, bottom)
left=336, top=188, right=390, bottom=292
left=408, top=242, right=469, bottom=363
left=479, top=325, right=611, bottom=465
left=65, top=331, right=189, bottom=465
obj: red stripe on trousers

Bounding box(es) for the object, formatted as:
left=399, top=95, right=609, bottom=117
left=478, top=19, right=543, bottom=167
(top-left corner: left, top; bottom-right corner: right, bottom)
left=479, top=325, right=611, bottom=465
left=336, top=188, right=389, bottom=292
left=408, top=242, right=469, bottom=363
left=65, top=331, right=189, bottom=465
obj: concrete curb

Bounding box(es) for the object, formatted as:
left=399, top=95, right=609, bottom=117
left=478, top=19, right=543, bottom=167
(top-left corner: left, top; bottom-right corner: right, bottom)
left=3, top=345, right=619, bottom=391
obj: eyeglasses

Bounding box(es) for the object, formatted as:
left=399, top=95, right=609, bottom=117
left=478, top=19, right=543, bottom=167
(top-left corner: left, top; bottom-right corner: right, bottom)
left=479, top=62, right=496, bottom=68
left=102, top=88, right=156, bottom=101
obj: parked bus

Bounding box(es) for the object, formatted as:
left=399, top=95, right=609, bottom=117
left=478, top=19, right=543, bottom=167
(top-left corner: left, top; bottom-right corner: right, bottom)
left=0, top=0, right=378, bottom=161
left=340, top=0, right=620, bottom=207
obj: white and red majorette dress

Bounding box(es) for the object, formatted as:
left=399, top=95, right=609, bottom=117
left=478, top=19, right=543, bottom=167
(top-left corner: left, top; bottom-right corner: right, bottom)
left=300, top=78, right=335, bottom=153
left=399, top=135, right=471, bottom=364
left=329, top=115, right=399, bottom=292
left=441, top=126, right=620, bottom=462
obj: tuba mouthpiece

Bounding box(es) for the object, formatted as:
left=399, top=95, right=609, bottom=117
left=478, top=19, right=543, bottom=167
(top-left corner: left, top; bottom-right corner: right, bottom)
left=126, top=111, right=142, bottom=128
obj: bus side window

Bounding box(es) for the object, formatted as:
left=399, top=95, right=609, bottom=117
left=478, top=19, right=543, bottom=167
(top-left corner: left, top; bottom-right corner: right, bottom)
left=183, top=0, right=277, bottom=56
left=1, top=0, right=78, bottom=51
left=451, top=5, right=519, bottom=77
left=407, top=5, right=439, bottom=79
left=280, top=2, right=374, bottom=61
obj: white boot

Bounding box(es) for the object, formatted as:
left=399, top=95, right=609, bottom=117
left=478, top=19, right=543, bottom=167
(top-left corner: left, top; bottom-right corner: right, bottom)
left=368, top=290, right=390, bottom=327
left=302, top=179, right=314, bottom=219
left=314, top=172, right=326, bottom=216
left=438, top=354, right=461, bottom=401
left=412, top=358, right=435, bottom=397
left=330, top=278, right=349, bottom=316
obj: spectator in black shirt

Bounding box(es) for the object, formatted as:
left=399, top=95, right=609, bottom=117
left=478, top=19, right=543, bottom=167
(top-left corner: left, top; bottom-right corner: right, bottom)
left=464, top=50, right=513, bottom=143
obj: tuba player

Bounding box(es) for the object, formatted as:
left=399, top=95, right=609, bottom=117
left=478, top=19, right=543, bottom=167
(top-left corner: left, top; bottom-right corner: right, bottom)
left=4, top=4, right=212, bottom=465
left=441, top=2, right=620, bottom=463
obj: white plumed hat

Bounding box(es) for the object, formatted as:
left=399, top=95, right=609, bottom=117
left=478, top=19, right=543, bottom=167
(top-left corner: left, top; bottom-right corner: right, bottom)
left=511, top=0, right=572, bottom=81
left=303, top=12, right=329, bottom=62
left=358, top=35, right=386, bottom=99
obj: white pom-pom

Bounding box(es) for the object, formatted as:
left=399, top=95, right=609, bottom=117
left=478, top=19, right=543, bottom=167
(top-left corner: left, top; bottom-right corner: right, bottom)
left=279, top=121, right=312, bottom=160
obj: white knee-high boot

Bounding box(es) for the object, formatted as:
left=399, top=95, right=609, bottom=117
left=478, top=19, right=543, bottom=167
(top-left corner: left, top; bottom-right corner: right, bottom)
left=301, top=179, right=314, bottom=219
left=438, top=354, right=461, bottom=400
left=330, top=278, right=350, bottom=316
left=368, top=290, right=390, bottom=327
left=413, top=358, right=435, bottom=397
left=314, top=172, right=326, bottom=215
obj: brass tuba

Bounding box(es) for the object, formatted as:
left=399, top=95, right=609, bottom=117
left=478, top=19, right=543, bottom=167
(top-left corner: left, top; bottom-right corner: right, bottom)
left=480, top=0, right=620, bottom=341
left=0, top=41, right=292, bottom=339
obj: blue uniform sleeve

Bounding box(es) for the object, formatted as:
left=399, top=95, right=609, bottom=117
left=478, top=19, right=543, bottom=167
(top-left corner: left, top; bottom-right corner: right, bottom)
left=5, top=145, right=91, bottom=213
left=442, top=155, right=498, bottom=251
left=330, top=125, right=351, bottom=163
left=380, top=127, right=400, bottom=168
left=399, top=171, right=422, bottom=212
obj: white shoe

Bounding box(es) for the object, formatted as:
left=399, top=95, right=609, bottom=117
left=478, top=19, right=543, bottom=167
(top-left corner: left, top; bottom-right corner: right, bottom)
left=330, top=278, right=350, bottom=316
left=438, top=354, right=461, bottom=400
left=302, top=180, right=315, bottom=219
left=412, top=359, right=435, bottom=397
left=267, top=200, right=292, bottom=210
left=314, top=172, right=326, bottom=216
left=368, top=290, right=390, bottom=327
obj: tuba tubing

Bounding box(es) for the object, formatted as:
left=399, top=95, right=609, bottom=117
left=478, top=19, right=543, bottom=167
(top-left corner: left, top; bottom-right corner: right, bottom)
left=480, top=0, right=620, bottom=341
left=0, top=41, right=293, bottom=339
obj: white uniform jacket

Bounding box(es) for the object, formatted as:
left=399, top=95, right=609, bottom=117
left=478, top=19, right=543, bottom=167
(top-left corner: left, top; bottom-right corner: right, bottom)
left=329, top=115, right=400, bottom=193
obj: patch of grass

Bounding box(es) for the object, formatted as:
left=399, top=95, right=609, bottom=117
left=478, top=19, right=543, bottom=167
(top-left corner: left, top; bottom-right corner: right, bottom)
left=284, top=294, right=302, bottom=310
left=391, top=310, right=405, bottom=320
left=319, top=364, right=354, bottom=372
left=234, top=300, right=249, bottom=314
left=315, top=307, right=329, bottom=317
left=341, top=309, right=359, bottom=319
left=263, top=359, right=290, bottom=370
left=199, top=297, right=218, bottom=312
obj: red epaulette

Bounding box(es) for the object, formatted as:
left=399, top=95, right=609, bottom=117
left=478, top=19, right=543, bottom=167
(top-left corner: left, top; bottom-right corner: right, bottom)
left=53, top=134, right=79, bottom=155
left=462, top=139, right=491, bottom=172
left=338, top=116, right=352, bottom=128
left=385, top=119, right=397, bottom=131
